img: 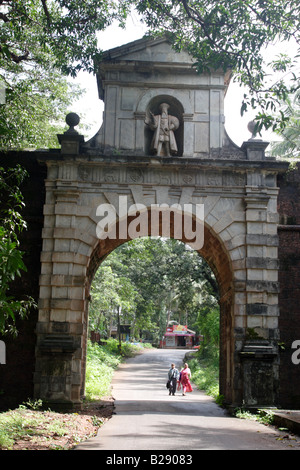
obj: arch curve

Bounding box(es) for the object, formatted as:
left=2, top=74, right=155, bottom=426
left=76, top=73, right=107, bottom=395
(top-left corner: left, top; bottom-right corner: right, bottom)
left=85, top=209, right=234, bottom=403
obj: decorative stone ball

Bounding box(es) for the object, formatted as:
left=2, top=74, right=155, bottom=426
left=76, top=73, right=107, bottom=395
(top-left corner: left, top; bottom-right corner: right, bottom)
left=247, top=120, right=257, bottom=136
left=66, top=112, right=80, bottom=128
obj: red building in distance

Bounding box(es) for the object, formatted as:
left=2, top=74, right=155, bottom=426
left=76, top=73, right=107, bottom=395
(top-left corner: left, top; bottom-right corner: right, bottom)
left=160, top=322, right=201, bottom=349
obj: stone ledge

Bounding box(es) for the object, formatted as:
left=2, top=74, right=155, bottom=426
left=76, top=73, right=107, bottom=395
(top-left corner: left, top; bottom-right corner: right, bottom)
left=38, top=334, right=79, bottom=354
left=273, top=411, right=300, bottom=435
left=37, top=153, right=289, bottom=173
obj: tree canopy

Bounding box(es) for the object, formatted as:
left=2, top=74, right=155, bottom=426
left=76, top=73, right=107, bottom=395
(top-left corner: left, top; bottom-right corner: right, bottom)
left=0, top=0, right=130, bottom=76
left=0, top=0, right=94, bottom=149
left=0, top=165, right=36, bottom=336
left=270, top=90, right=300, bottom=160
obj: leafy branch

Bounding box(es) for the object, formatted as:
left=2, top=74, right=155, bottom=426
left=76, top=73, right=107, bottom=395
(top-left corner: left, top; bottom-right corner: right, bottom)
left=0, top=165, right=36, bottom=336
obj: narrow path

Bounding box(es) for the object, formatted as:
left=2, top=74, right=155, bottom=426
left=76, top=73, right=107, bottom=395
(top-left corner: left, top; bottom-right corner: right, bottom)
left=76, top=349, right=300, bottom=451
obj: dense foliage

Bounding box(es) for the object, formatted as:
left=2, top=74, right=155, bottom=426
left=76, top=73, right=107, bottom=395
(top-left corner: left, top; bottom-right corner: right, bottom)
left=0, top=0, right=130, bottom=76
left=0, top=165, right=36, bottom=335
left=0, top=0, right=89, bottom=149
left=89, top=237, right=219, bottom=346
left=271, top=90, right=300, bottom=160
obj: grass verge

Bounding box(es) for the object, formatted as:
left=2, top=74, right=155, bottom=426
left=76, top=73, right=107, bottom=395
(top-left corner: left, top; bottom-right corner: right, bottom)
left=188, top=354, right=224, bottom=405
left=0, top=339, right=151, bottom=450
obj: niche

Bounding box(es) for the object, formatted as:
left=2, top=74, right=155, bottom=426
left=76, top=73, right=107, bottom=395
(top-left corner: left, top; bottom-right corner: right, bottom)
left=144, top=95, right=184, bottom=157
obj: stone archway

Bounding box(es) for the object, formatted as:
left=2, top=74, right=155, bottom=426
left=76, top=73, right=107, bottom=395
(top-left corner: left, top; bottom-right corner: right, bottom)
left=33, top=35, right=287, bottom=410
left=34, top=151, right=285, bottom=409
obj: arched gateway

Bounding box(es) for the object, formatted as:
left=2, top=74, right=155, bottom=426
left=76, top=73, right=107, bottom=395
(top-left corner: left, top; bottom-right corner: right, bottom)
left=34, top=37, right=288, bottom=409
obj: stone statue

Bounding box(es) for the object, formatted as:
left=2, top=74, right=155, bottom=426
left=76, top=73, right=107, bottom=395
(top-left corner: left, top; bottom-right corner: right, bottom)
left=145, top=103, right=180, bottom=156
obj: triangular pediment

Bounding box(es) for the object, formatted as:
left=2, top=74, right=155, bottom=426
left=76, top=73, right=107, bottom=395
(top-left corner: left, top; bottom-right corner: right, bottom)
left=101, top=36, right=194, bottom=65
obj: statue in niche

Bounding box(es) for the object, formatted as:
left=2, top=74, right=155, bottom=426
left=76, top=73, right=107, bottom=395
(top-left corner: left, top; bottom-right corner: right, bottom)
left=145, top=103, right=180, bottom=156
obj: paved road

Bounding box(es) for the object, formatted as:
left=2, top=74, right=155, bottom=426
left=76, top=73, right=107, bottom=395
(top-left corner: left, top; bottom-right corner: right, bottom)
left=76, top=348, right=300, bottom=451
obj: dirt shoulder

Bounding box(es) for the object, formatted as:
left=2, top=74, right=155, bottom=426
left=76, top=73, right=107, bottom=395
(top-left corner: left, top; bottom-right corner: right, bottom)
left=0, top=397, right=115, bottom=451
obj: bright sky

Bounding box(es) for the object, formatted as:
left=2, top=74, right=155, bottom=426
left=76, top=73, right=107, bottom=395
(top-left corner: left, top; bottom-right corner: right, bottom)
left=73, top=13, right=292, bottom=148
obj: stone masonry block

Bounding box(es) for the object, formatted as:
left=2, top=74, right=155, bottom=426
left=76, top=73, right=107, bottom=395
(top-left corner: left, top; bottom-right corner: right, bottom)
left=232, top=258, right=246, bottom=270
left=246, top=303, right=268, bottom=315
left=53, top=263, right=70, bottom=275
left=234, top=303, right=246, bottom=316
left=247, top=315, right=263, bottom=328
left=246, top=234, right=279, bottom=246
left=54, top=239, right=70, bottom=252
left=247, top=269, right=263, bottom=281
left=50, top=274, right=86, bottom=287
left=54, top=203, right=78, bottom=216
left=233, top=270, right=247, bottom=281
left=52, top=286, right=69, bottom=299
left=50, top=309, right=68, bottom=322
left=246, top=211, right=267, bottom=222
left=247, top=222, right=267, bottom=235
left=50, top=298, right=85, bottom=310
left=246, top=280, right=280, bottom=293
left=66, top=311, right=84, bottom=323
left=224, top=234, right=246, bottom=251
left=51, top=252, right=89, bottom=265
left=234, top=315, right=246, bottom=329
left=229, top=246, right=246, bottom=261
left=235, top=292, right=246, bottom=304
left=39, top=286, right=51, bottom=299
left=246, top=257, right=279, bottom=269
left=262, top=316, right=279, bottom=329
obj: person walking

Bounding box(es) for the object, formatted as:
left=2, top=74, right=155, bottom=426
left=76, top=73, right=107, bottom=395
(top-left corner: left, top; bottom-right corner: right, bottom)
left=180, top=363, right=193, bottom=396
left=168, top=363, right=179, bottom=396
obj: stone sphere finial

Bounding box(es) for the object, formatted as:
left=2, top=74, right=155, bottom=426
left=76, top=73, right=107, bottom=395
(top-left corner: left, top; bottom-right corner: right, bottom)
left=65, top=112, right=80, bottom=134
left=247, top=120, right=257, bottom=138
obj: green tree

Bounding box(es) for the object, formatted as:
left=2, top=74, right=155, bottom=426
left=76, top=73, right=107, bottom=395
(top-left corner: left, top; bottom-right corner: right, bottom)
left=89, top=238, right=219, bottom=344
left=270, top=90, right=300, bottom=160
left=0, top=0, right=131, bottom=76
left=89, top=262, right=142, bottom=338
left=0, top=0, right=91, bottom=149
left=195, top=300, right=220, bottom=359
left=0, top=165, right=36, bottom=335
left=0, top=65, right=83, bottom=149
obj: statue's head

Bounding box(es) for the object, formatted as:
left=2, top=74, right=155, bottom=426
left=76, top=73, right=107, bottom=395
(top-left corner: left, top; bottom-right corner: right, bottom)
left=159, top=103, right=170, bottom=113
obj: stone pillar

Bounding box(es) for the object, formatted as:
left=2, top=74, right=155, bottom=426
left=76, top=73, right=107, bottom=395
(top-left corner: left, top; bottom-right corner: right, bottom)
left=34, top=114, right=87, bottom=409
left=34, top=181, right=88, bottom=408
left=239, top=136, right=280, bottom=407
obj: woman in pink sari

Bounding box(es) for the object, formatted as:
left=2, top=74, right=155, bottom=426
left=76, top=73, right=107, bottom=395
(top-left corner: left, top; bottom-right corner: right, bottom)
left=180, top=363, right=193, bottom=396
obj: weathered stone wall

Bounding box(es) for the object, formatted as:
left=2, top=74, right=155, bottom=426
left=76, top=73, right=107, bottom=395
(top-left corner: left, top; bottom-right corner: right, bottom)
left=277, top=163, right=300, bottom=409
left=0, top=151, right=46, bottom=410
